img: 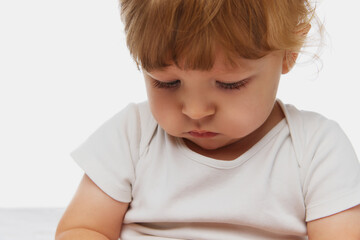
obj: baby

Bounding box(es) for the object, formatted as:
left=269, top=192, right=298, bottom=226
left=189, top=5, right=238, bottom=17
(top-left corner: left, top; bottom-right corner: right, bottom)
left=56, top=0, right=360, bottom=239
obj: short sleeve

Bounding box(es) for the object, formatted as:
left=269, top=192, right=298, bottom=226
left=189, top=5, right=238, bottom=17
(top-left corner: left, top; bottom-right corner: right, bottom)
left=302, top=120, right=360, bottom=222
left=70, top=103, right=141, bottom=203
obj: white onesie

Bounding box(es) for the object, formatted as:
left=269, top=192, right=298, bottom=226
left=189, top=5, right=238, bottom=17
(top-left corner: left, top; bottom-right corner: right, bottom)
left=71, top=100, right=360, bottom=240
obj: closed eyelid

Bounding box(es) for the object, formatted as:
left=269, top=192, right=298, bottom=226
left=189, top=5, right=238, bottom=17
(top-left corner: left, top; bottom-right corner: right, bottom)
left=216, top=79, right=235, bottom=83
left=216, top=78, right=249, bottom=84
left=152, top=79, right=181, bottom=89
left=215, top=79, right=249, bottom=90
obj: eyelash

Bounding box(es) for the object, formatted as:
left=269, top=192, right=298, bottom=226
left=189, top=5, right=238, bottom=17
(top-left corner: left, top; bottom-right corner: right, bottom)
left=152, top=79, right=248, bottom=90
left=216, top=79, right=248, bottom=90
left=152, top=80, right=181, bottom=89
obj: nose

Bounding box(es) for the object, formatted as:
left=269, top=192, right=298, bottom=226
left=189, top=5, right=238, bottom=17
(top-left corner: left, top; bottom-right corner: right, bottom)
left=181, top=98, right=215, bottom=120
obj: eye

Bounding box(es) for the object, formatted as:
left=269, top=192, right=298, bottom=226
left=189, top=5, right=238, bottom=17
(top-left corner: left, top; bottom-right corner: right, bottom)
left=152, top=79, right=181, bottom=89
left=216, top=79, right=248, bottom=90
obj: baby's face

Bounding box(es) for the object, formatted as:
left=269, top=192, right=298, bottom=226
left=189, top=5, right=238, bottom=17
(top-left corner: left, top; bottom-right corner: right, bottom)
left=143, top=49, right=286, bottom=154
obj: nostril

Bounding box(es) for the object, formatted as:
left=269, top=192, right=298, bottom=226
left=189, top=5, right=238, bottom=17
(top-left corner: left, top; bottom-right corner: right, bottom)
left=181, top=105, right=215, bottom=120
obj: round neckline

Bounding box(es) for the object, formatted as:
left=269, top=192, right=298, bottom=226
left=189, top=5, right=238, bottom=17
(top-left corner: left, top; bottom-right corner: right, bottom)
left=175, top=119, right=287, bottom=169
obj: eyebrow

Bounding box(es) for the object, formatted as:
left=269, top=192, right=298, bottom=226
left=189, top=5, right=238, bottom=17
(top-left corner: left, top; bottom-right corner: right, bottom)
left=143, top=58, right=259, bottom=79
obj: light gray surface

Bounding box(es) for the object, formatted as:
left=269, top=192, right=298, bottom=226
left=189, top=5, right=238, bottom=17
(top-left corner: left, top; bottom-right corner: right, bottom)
left=0, top=208, right=65, bottom=240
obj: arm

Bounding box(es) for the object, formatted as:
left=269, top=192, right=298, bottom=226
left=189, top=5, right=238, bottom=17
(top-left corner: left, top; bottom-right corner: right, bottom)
left=55, top=174, right=129, bottom=240
left=307, top=204, right=360, bottom=240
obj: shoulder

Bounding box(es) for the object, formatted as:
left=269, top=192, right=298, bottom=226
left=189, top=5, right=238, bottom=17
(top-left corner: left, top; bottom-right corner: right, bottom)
left=280, top=100, right=335, bottom=134
left=133, top=101, right=158, bottom=155
left=105, top=101, right=158, bottom=154
left=282, top=101, right=351, bottom=149
left=279, top=100, right=353, bottom=166
left=70, top=101, right=158, bottom=202
left=103, top=101, right=156, bottom=137
left=279, top=100, right=360, bottom=222
left=73, top=101, right=158, bottom=167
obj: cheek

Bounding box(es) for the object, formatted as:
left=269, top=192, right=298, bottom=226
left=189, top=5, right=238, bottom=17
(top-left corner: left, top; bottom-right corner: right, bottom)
left=146, top=89, right=181, bottom=132
left=145, top=82, right=166, bottom=118
left=221, top=107, right=261, bottom=134
left=219, top=98, right=274, bottom=136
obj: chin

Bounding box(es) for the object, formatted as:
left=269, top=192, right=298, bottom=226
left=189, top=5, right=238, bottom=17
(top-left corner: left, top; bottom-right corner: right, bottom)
left=188, top=140, right=226, bottom=151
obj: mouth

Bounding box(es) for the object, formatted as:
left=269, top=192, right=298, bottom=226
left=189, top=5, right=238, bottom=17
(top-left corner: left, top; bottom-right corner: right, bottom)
left=188, top=130, right=219, bottom=138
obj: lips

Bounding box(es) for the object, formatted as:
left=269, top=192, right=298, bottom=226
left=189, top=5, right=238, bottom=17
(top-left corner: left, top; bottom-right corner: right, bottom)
left=188, top=130, right=218, bottom=138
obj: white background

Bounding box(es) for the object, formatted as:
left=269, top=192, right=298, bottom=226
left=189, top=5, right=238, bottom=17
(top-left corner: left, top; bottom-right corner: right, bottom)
left=0, top=0, right=359, bottom=208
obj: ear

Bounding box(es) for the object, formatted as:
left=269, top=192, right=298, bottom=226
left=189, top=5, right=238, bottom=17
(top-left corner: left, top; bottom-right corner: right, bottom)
left=282, top=51, right=299, bottom=74
left=282, top=24, right=311, bottom=74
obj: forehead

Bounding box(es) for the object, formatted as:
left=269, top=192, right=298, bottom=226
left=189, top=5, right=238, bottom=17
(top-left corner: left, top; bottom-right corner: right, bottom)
left=147, top=50, right=269, bottom=77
